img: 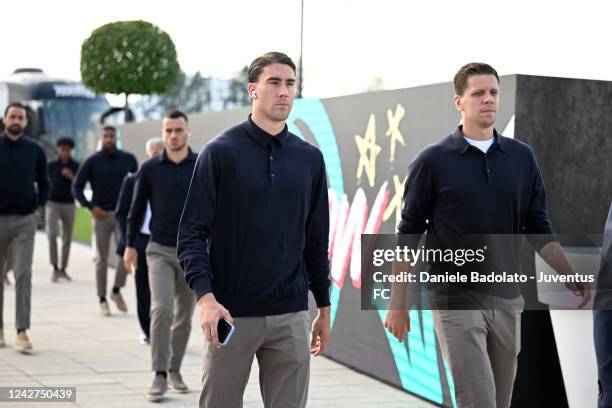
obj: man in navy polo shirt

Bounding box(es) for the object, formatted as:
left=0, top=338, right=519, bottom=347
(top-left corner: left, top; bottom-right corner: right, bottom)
left=46, top=137, right=79, bottom=282
left=115, top=137, right=163, bottom=345
left=124, top=111, right=197, bottom=401
left=73, top=126, right=137, bottom=316
left=384, top=63, right=591, bottom=408
left=178, top=52, right=331, bottom=408
left=0, top=102, right=49, bottom=353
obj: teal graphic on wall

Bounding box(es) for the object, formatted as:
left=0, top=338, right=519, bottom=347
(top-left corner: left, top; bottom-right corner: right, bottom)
left=288, top=98, right=456, bottom=407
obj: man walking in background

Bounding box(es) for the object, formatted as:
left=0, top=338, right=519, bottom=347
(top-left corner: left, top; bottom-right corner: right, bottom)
left=73, top=126, right=137, bottom=316
left=47, top=137, right=79, bottom=282
left=0, top=102, right=49, bottom=352
left=124, top=111, right=196, bottom=401
left=116, top=137, right=163, bottom=344
left=178, top=52, right=331, bottom=408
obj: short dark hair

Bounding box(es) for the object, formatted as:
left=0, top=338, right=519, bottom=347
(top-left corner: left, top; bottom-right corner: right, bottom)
left=4, top=102, right=27, bottom=117
left=453, top=63, right=500, bottom=96
left=248, top=52, right=296, bottom=83
left=165, top=109, right=188, bottom=122
left=57, top=137, right=75, bottom=148
left=102, top=125, right=116, bottom=135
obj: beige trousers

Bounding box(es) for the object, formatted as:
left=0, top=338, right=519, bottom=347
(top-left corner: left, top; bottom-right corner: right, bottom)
left=432, top=293, right=524, bottom=408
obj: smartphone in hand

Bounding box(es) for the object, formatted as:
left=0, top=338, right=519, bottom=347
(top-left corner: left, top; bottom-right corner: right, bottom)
left=218, top=318, right=235, bottom=346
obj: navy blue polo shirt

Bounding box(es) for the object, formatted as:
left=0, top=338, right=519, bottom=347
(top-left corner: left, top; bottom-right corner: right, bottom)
left=398, top=126, right=555, bottom=298
left=48, top=158, right=80, bottom=203
left=0, top=133, right=49, bottom=215
left=72, top=149, right=138, bottom=211
left=126, top=149, right=197, bottom=248
left=177, top=115, right=331, bottom=317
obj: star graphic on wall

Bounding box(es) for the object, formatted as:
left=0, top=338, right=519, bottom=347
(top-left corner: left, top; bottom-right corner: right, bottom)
left=383, top=174, right=406, bottom=227
left=355, top=114, right=382, bottom=187
left=385, top=104, right=406, bottom=162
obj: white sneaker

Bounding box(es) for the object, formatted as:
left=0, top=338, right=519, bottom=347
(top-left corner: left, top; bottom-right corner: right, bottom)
left=100, top=301, right=111, bottom=316
left=148, top=374, right=167, bottom=402
left=110, top=292, right=127, bottom=313
left=15, top=331, right=32, bottom=353
left=168, top=371, right=188, bottom=393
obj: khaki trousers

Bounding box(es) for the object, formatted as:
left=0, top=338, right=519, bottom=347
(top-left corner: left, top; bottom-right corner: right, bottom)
left=46, top=201, right=75, bottom=270
left=0, top=214, right=37, bottom=329
left=93, top=212, right=127, bottom=298
left=146, top=241, right=195, bottom=372
left=432, top=294, right=524, bottom=408
left=200, top=310, right=311, bottom=408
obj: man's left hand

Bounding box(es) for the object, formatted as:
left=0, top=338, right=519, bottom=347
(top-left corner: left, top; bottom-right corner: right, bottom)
left=565, top=280, right=592, bottom=309
left=310, top=306, right=331, bottom=356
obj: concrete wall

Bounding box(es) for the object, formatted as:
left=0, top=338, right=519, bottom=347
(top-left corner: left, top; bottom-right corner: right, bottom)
left=117, top=75, right=611, bottom=407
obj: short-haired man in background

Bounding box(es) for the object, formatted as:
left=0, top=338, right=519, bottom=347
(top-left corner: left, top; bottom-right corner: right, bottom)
left=73, top=126, right=137, bottom=316
left=0, top=102, right=49, bottom=352
left=116, top=137, right=163, bottom=344
left=47, top=137, right=79, bottom=282
left=124, top=111, right=196, bottom=401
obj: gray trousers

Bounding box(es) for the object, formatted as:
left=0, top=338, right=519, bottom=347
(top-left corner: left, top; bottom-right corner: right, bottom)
left=0, top=214, right=37, bottom=330
left=432, top=294, right=524, bottom=408
left=146, top=241, right=195, bottom=372
left=46, top=202, right=75, bottom=270
left=200, top=310, right=311, bottom=408
left=93, top=212, right=127, bottom=298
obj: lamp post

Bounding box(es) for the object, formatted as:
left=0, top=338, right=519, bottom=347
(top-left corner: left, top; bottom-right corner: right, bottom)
left=297, top=0, right=304, bottom=98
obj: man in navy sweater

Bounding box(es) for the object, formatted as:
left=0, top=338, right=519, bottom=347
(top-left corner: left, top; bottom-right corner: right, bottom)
left=46, top=137, right=79, bottom=282
left=72, top=126, right=137, bottom=316
left=124, top=111, right=197, bottom=401
left=178, top=52, right=331, bottom=408
left=0, top=102, right=49, bottom=353
left=384, top=63, right=591, bottom=408
left=115, top=137, right=163, bottom=345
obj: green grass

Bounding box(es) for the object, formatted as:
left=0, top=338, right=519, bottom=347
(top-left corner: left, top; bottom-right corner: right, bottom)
left=73, top=207, right=92, bottom=244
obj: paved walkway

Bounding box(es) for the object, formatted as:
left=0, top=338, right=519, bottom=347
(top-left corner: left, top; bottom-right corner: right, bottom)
left=0, top=233, right=436, bottom=407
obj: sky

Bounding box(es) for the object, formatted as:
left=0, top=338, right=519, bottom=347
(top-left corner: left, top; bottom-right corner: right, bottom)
left=2, top=0, right=612, bottom=101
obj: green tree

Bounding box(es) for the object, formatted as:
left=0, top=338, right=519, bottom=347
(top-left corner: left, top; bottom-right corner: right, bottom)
left=224, top=66, right=250, bottom=109
left=80, top=20, right=180, bottom=121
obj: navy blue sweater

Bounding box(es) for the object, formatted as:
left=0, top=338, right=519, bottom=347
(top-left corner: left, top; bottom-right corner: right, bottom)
left=177, top=116, right=331, bottom=316
left=0, top=134, right=49, bottom=215
left=398, top=126, right=555, bottom=298
left=72, top=149, right=138, bottom=211
left=48, top=158, right=79, bottom=203
left=127, top=149, right=197, bottom=248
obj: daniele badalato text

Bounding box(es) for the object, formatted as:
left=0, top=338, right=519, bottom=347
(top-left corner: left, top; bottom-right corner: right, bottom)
left=371, top=247, right=594, bottom=284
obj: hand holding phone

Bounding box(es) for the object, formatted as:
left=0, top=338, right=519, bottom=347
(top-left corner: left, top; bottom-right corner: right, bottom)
left=198, top=293, right=234, bottom=348
left=217, top=318, right=235, bottom=346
